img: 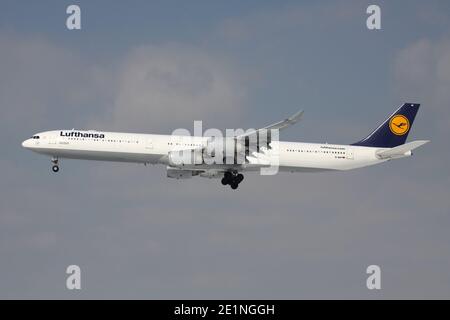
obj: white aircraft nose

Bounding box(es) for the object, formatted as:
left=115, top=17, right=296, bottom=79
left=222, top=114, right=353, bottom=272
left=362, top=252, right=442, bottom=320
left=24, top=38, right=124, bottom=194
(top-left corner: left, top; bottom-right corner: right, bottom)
left=22, top=139, right=31, bottom=148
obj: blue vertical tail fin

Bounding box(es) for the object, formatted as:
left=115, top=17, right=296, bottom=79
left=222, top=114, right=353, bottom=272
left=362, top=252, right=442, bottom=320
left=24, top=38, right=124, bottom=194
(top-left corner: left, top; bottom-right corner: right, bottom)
left=352, top=103, right=420, bottom=148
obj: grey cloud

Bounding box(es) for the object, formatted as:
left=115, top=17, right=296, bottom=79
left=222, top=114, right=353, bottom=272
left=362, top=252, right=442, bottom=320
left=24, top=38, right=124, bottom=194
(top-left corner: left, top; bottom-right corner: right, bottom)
left=394, top=37, right=450, bottom=134
left=0, top=32, right=113, bottom=137
left=90, top=44, right=246, bottom=133
left=0, top=32, right=245, bottom=139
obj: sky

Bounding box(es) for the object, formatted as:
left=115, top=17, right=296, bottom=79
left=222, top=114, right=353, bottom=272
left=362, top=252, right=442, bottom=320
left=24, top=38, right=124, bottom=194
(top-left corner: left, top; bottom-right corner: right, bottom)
left=0, top=0, right=450, bottom=299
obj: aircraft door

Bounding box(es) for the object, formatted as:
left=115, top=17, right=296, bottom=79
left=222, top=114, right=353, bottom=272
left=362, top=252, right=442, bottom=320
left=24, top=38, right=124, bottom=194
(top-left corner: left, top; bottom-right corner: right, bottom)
left=146, top=139, right=153, bottom=150
left=48, top=134, right=57, bottom=145
left=346, top=148, right=354, bottom=160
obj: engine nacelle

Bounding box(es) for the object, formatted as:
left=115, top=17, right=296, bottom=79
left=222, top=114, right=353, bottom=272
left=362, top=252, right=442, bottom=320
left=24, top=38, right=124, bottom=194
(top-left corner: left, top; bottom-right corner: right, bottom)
left=166, top=167, right=195, bottom=179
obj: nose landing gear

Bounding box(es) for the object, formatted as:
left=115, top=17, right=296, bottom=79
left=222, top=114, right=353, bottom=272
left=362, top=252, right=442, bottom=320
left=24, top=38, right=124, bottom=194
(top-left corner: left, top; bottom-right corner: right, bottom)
left=51, top=157, right=59, bottom=173
left=221, top=172, right=244, bottom=189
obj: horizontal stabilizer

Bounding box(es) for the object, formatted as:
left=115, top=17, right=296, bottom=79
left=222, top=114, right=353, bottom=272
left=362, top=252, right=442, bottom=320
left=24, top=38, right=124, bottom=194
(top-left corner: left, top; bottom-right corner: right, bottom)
left=376, top=140, right=430, bottom=159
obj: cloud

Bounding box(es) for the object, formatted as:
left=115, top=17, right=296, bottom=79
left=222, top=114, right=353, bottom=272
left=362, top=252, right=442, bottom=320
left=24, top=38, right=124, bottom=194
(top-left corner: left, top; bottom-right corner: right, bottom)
left=393, top=37, right=450, bottom=134
left=0, top=32, right=245, bottom=138
left=91, top=44, right=246, bottom=133
left=0, top=32, right=112, bottom=136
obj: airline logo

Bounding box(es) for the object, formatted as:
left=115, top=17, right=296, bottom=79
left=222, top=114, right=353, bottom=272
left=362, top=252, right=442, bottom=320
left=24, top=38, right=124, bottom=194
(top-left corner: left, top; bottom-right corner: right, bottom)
left=389, top=115, right=409, bottom=136
left=60, top=131, right=105, bottom=139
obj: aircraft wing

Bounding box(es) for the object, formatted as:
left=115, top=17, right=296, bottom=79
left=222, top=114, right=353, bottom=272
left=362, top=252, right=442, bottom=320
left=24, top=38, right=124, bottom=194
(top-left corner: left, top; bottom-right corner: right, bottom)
left=236, top=109, right=304, bottom=139
left=376, top=140, right=430, bottom=159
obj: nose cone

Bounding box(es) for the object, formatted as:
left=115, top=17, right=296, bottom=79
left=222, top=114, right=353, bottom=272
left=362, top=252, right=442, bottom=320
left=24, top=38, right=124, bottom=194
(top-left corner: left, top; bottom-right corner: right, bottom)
left=22, top=139, right=31, bottom=149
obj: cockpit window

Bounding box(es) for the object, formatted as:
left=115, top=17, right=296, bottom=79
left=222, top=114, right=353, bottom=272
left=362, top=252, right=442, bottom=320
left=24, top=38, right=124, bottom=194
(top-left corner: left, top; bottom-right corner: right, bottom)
left=31, top=136, right=40, bottom=139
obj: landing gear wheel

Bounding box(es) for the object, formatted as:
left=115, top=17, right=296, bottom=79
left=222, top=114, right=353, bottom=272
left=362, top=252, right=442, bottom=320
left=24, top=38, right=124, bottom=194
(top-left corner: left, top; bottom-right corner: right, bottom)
left=52, top=165, right=59, bottom=173
left=221, top=172, right=243, bottom=189
left=222, top=172, right=232, bottom=185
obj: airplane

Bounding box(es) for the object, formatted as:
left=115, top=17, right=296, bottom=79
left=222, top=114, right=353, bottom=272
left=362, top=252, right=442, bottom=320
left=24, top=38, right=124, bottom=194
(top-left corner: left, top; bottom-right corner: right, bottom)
left=22, top=103, right=429, bottom=189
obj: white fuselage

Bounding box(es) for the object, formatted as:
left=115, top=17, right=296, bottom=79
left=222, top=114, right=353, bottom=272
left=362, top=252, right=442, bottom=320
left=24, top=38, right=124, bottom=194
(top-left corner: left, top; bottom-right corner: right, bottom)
left=22, top=130, right=387, bottom=173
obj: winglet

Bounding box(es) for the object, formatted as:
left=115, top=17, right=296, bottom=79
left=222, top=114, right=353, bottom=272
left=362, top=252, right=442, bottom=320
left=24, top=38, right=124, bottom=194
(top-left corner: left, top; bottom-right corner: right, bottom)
left=266, top=109, right=304, bottom=131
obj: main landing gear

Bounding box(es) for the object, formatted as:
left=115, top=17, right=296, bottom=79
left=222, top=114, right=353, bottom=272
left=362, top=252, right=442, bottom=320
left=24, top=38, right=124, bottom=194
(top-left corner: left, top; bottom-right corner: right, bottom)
left=51, top=157, right=59, bottom=173
left=221, top=172, right=244, bottom=190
